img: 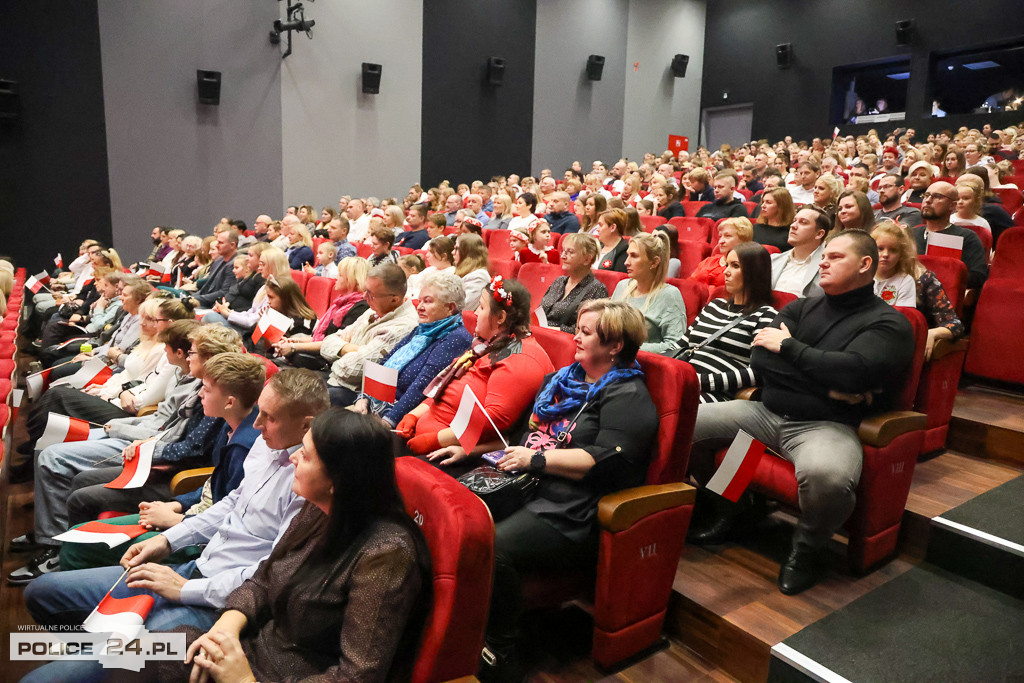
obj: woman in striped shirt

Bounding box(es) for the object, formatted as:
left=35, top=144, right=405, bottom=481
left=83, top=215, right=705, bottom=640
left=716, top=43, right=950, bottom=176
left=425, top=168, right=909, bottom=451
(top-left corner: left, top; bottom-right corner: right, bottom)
left=678, top=242, right=777, bottom=402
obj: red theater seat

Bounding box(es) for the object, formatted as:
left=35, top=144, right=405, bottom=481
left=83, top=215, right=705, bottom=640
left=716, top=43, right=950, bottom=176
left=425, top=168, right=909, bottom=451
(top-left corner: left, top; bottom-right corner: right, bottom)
left=993, top=187, right=1023, bottom=215
left=639, top=215, right=666, bottom=232
left=517, top=349, right=700, bottom=668
left=988, top=226, right=1024, bottom=281
left=965, top=280, right=1024, bottom=386
left=714, top=307, right=929, bottom=572
left=592, top=268, right=628, bottom=295
left=303, top=276, right=334, bottom=318
left=678, top=241, right=712, bottom=278
left=356, top=242, right=374, bottom=259
left=489, top=259, right=521, bottom=281
left=667, top=278, right=709, bottom=327
left=395, top=458, right=494, bottom=683
left=668, top=217, right=711, bottom=242
left=681, top=200, right=709, bottom=216
left=486, top=230, right=516, bottom=262
left=289, top=269, right=309, bottom=294
left=517, top=263, right=564, bottom=310
left=531, top=326, right=576, bottom=369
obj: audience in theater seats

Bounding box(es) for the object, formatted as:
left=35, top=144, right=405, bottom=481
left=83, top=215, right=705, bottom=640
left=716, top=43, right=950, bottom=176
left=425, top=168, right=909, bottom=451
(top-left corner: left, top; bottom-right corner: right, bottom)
left=689, top=231, right=916, bottom=596
left=874, top=173, right=924, bottom=228
left=249, top=278, right=316, bottom=355
left=691, top=217, right=754, bottom=288
left=652, top=223, right=683, bottom=277
left=697, top=172, right=750, bottom=221
left=191, top=230, right=240, bottom=307
left=454, top=233, right=492, bottom=309
left=786, top=160, right=819, bottom=205
left=594, top=208, right=629, bottom=272
left=351, top=271, right=472, bottom=427
left=685, top=167, right=714, bottom=203
left=320, top=263, right=417, bottom=407
left=910, top=181, right=989, bottom=289
left=508, top=192, right=540, bottom=234
left=678, top=242, right=778, bottom=403
left=204, top=245, right=286, bottom=333
left=512, top=219, right=558, bottom=264
left=901, top=160, right=935, bottom=205
left=771, top=206, right=829, bottom=298
left=612, top=231, right=686, bottom=355
left=345, top=198, right=371, bottom=243
left=871, top=222, right=919, bottom=307
left=811, top=173, right=842, bottom=218
left=19, top=371, right=329, bottom=683
left=397, top=278, right=553, bottom=457
left=833, top=189, right=877, bottom=235
left=754, top=187, right=797, bottom=252
left=485, top=192, right=514, bottom=231
left=8, top=324, right=241, bottom=584
left=540, top=233, right=608, bottom=334
left=952, top=175, right=993, bottom=238
left=580, top=192, right=608, bottom=233
left=283, top=224, right=315, bottom=270
left=325, top=215, right=357, bottom=262
left=395, top=204, right=430, bottom=250
left=962, top=166, right=1015, bottom=247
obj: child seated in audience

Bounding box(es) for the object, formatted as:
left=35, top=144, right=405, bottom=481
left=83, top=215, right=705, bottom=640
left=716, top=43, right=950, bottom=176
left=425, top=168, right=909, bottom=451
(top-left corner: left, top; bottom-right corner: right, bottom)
left=399, top=253, right=425, bottom=281
left=303, top=241, right=339, bottom=279
left=510, top=219, right=558, bottom=264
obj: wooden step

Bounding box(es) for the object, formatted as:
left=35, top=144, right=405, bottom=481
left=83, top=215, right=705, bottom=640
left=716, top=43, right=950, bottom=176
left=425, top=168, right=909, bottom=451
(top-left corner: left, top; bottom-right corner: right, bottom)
left=947, top=385, right=1024, bottom=467
left=666, top=450, right=1021, bottom=683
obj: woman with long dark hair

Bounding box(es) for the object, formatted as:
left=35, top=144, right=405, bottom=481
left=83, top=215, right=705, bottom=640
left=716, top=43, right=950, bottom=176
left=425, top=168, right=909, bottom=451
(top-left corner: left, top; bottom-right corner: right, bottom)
left=180, top=410, right=432, bottom=682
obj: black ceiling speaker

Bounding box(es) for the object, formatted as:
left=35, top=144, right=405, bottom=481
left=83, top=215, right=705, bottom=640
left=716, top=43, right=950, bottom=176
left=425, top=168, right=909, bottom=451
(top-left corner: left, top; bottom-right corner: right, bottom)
left=586, top=55, right=605, bottom=81
left=361, top=63, right=382, bottom=94
left=895, top=19, right=914, bottom=46
left=0, top=80, right=19, bottom=120
left=671, top=54, right=689, bottom=78
left=776, top=43, right=793, bottom=69
left=486, top=57, right=506, bottom=86
left=197, top=70, right=221, bottom=105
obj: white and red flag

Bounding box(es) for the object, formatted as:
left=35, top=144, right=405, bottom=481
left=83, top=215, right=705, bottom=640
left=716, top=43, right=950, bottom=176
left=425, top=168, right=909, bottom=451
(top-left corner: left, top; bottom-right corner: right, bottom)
left=50, top=357, right=113, bottom=390
left=105, top=439, right=156, bottom=490
left=54, top=253, right=63, bottom=269
left=25, top=272, right=50, bottom=293
left=147, top=262, right=167, bottom=279
left=10, top=388, right=24, bottom=423
left=450, top=384, right=507, bottom=454
left=530, top=306, right=548, bottom=328
left=707, top=430, right=767, bottom=502
left=83, top=592, right=154, bottom=642
left=251, top=308, right=293, bottom=345
left=362, top=360, right=399, bottom=403
left=25, top=368, right=51, bottom=400
left=36, top=413, right=93, bottom=452
left=925, top=231, right=964, bottom=260
left=53, top=521, right=150, bottom=548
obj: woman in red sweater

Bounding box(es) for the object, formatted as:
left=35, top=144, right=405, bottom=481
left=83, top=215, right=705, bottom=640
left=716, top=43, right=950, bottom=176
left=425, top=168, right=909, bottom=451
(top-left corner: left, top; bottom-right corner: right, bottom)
left=690, top=216, right=753, bottom=288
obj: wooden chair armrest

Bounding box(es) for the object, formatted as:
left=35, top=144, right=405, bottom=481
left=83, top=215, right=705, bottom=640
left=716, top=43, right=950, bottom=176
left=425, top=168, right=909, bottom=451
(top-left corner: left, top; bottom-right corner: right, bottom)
left=136, top=404, right=158, bottom=417
left=929, top=337, right=969, bottom=362
left=597, top=482, right=696, bottom=533
left=858, top=411, right=927, bottom=447
left=735, top=387, right=760, bottom=401
left=170, top=467, right=214, bottom=496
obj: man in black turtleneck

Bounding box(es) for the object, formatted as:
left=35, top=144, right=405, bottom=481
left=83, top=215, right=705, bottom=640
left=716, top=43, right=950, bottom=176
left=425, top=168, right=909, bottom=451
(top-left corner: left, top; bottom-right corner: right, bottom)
left=688, top=231, right=915, bottom=596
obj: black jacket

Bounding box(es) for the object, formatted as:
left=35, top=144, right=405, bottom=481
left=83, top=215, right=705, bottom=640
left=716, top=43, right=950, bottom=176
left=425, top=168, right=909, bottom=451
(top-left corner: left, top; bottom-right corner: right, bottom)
left=597, top=239, right=628, bottom=273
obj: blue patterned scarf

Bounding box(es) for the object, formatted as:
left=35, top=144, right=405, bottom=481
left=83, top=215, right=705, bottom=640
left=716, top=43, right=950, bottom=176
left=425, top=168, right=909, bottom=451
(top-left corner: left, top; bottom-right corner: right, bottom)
left=384, top=313, right=463, bottom=373
left=532, top=361, right=643, bottom=421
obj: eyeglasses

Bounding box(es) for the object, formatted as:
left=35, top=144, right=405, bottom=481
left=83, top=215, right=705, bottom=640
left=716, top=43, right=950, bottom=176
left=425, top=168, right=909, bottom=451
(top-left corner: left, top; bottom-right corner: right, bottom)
left=364, top=290, right=396, bottom=301
left=186, top=350, right=198, bottom=358
left=922, top=192, right=957, bottom=202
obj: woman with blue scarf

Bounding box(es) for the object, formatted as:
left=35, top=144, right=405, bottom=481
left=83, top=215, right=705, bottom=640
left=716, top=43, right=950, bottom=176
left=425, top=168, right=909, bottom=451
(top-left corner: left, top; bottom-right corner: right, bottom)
left=479, top=299, right=660, bottom=680
left=351, top=271, right=472, bottom=426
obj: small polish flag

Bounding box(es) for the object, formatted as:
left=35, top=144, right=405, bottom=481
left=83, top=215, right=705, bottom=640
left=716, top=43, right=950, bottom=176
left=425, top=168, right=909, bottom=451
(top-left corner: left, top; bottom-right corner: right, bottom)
left=105, top=439, right=156, bottom=489
left=36, top=413, right=93, bottom=452
left=174, top=268, right=183, bottom=289
left=450, top=384, right=495, bottom=454
left=53, top=521, right=150, bottom=548
left=50, top=357, right=113, bottom=390
left=10, top=388, right=24, bottom=422
left=925, top=231, right=964, bottom=260
left=84, top=593, right=154, bottom=641
left=833, top=126, right=840, bottom=140
left=25, top=368, right=53, bottom=401
left=530, top=306, right=548, bottom=328
left=252, top=307, right=293, bottom=345
left=363, top=360, right=399, bottom=403
left=25, top=272, right=50, bottom=293
left=707, top=430, right=767, bottom=502
left=147, top=262, right=167, bottom=279
left=54, top=253, right=63, bottom=268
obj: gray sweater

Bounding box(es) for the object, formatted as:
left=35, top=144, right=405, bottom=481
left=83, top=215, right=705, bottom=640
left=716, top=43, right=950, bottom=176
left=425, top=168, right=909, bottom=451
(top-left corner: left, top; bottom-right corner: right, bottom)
left=106, top=374, right=200, bottom=443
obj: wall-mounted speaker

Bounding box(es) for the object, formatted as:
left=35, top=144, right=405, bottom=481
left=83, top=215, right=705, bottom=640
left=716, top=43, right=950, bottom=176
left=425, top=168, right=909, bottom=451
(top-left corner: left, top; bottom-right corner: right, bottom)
left=895, top=19, right=914, bottom=46
left=775, top=43, right=793, bottom=69
left=361, top=63, right=382, bottom=94
left=197, top=70, right=221, bottom=105
left=586, top=55, right=605, bottom=81
left=0, top=80, right=19, bottom=120
left=671, top=54, right=689, bottom=78
left=486, top=57, right=506, bottom=86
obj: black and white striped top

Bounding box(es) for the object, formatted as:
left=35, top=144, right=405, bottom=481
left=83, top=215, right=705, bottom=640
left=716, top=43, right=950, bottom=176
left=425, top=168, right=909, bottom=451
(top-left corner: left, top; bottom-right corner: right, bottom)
left=682, top=298, right=778, bottom=403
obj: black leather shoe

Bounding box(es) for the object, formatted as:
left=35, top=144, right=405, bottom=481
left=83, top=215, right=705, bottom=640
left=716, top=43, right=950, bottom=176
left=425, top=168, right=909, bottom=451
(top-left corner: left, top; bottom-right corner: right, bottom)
left=687, top=515, right=739, bottom=545
left=478, top=642, right=527, bottom=683
left=778, top=543, right=827, bottom=595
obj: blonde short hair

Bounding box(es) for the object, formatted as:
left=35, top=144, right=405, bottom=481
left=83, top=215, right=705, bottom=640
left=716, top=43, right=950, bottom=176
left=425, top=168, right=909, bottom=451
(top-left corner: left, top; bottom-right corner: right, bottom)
left=203, top=352, right=266, bottom=408
left=718, top=217, right=754, bottom=242
left=577, top=299, right=648, bottom=364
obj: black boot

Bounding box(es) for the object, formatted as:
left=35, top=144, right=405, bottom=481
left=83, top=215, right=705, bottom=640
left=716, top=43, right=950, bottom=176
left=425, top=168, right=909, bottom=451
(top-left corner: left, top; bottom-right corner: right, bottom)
left=778, top=542, right=828, bottom=595
left=686, top=488, right=752, bottom=545
left=478, top=640, right=527, bottom=683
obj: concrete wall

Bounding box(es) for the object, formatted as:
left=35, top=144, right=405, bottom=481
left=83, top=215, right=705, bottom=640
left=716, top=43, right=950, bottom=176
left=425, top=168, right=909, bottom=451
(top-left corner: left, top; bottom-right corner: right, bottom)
left=98, top=0, right=283, bottom=263
left=281, top=0, right=422, bottom=207
left=622, top=0, right=706, bottom=159
left=531, top=0, right=628, bottom=175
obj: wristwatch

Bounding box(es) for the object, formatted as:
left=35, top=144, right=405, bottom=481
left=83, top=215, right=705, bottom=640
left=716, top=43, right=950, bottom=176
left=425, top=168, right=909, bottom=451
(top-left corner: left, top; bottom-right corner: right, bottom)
left=530, top=449, right=547, bottom=472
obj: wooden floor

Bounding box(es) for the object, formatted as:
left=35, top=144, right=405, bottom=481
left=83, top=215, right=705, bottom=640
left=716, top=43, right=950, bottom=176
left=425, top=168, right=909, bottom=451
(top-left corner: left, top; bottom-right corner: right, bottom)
left=2, top=368, right=1022, bottom=682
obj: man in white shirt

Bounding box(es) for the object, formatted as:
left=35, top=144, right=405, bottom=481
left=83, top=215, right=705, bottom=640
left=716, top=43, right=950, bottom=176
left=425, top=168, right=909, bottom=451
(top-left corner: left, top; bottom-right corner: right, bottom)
left=786, top=161, right=819, bottom=205
left=771, top=206, right=828, bottom=298
left=346, top=199, right=372, bottom=243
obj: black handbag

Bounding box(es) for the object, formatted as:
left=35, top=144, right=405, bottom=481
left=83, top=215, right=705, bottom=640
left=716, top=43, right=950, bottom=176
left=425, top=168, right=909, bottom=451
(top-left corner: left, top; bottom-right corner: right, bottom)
left=457, top=466, right=539, bottom=522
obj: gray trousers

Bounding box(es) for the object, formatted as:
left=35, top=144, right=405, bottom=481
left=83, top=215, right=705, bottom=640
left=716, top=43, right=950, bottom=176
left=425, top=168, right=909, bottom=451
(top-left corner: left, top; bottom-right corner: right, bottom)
left=692, top=400, right=863, bottom=549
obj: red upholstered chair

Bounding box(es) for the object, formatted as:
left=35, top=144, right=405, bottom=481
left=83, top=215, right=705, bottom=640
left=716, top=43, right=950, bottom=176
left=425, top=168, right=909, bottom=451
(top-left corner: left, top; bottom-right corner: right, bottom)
left=531, top=326, right=576, bottom=369
left=993, top=187, right=1024, bottom=215
left=681, top=200, right=709, bottom=216
left=668, top=217, right=711, bottom=242
left=304, top=276, right=334, bottom=318
left=918, top=255, right=968, bottom=315
left=289, top=269, right=309, bottom=294
left=1014, top=207, right=1024, bottom=228
left=678, top=241, right=712, bottom=279
left=395, top=246, right=415, bottom=256
left=592, top=268, right=628, bottom=294
left=489, top=259, right=521, bottom=281
left=988, top=226, right=1024, bottom=280
left=957, top=223, right=993, bottom=263
left=667, top=278, right=709, bottom=327
left=0, top=359, right=15, bottom=380
left=356, top=242, right=374, bottom=259
left=517, top=351, right=700, bottom=668
left=639, top=215, right=666, bottom=232
left=965, top=280, right=1024, bottom=385
left=461, top=310, right=477, bottom=334
left=311, top=237, right=327, bottom=251
left=743, top=201, right=759, bottom=215
left=771, top=290, right=798, bottom=309
left=486, top=230, right=516, bottom=261
left=714, top=307, right=929, bottom=572
left=517, top=263, right=564, bottom=310
left=394, top=457, right=494, bottom=683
